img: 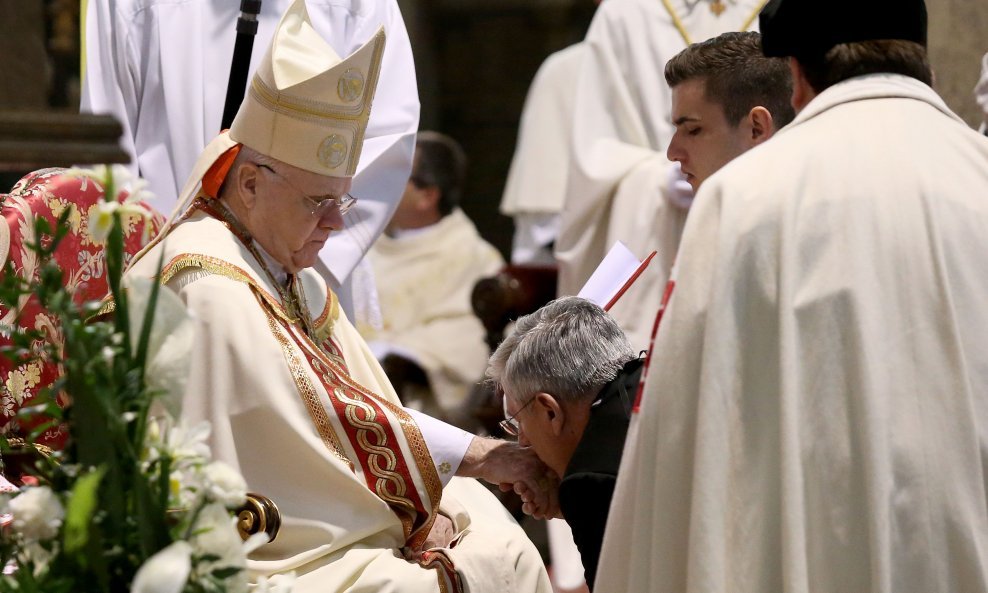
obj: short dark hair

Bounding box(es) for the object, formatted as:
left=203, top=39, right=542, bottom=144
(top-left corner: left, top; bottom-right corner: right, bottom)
left=665, top=31, right=795, bottom=128
left=797, top=39, right=932, bottom=94
left=409, top=131, right=467, bottom=217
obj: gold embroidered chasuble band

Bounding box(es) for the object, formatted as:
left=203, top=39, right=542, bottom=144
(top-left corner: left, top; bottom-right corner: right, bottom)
left=661, top=0, right=767, bottom=44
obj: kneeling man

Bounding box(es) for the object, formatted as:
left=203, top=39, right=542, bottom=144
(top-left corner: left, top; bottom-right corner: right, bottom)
left=487, top=297, right=640, bottom=589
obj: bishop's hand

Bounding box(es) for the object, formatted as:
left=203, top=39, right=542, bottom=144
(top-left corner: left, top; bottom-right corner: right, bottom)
left=458, top=437, right=561, bottom=520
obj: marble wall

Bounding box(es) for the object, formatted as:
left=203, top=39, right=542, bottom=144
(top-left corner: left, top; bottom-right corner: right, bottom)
left=928, top=0, right=988, bottom=128
left=0, top=0, right=49, bottom=109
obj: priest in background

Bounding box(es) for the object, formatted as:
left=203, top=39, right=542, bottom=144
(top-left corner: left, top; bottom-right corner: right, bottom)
left=499, top=0, right=602, bottom=266
left=361, top=132, right=503, bottom=421
left=81, top=0, right=418, bottom=313
left=597, top=0, right=988, bottom=591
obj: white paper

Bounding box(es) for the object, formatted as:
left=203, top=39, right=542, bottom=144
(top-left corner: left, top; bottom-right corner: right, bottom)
left=577, top=241, right=643, bottom=308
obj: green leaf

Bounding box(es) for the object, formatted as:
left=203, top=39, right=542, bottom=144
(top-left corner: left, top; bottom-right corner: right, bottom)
left=63, top=467, right=106, bottom=558
left=209, top=566, right=242, bottom=580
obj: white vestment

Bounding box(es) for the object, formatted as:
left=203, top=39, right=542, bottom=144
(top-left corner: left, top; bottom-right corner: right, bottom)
left=126, top=203, right=549, bottom=593
left=362, top=209, right=504, bottom=416
left=500, top=42, right=584, bottom=265
left=555, top=0, right=765, bottom=350
left=597, top=74, right=988, bottom=593
left=81, top=0, right=418, bottom=289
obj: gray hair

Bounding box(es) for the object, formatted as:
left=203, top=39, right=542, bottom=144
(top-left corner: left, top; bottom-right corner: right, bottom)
left=219, top=145, right=278, bottom=198
left=487, top=297, right=635, bottom=404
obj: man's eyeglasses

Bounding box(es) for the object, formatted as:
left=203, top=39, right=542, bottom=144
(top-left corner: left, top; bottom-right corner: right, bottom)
left=499, top=392, right=536, bottom=437
left=257, top=163, right=358, bottom=217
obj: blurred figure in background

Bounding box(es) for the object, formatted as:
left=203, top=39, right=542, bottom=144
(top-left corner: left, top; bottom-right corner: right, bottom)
left=81, top=0, right=418, bottom=311
left=361, top=132, right=503, bottom=421
left=499, top=0, right=603, bottom=266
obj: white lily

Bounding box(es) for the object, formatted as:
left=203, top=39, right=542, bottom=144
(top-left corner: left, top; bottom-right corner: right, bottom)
left=202, top=461, right=248, bottom=507
left=131, top=541, right=193, bottom=593
left=88, top=199, right=121, bottom=243
left=124, top=276, right=196, bottom=418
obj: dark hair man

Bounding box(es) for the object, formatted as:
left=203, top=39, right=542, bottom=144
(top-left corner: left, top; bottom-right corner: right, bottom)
left=665, top=30, right=794, bottom=190
left=596, top=0, right=988, bottom=591
left=389, top=131, right=468, bottom=230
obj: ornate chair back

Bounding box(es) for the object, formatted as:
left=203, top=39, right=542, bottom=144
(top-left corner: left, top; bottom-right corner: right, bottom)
left=0, top=168, right=165, bottom=450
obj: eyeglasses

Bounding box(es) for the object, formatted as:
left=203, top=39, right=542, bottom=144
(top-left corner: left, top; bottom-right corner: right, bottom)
left=499, top=392, right=536, bottom=437
left=257, top=164, right=358, bottom=217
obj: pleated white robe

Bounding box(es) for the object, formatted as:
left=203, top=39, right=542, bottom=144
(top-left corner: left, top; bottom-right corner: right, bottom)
left=81, top=0, right=418, bottom=288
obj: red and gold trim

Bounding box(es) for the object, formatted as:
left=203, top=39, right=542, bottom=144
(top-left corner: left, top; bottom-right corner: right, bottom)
left=283, top=317, right=442, bottom=548
left=634, top=277, right=677, bottom=412
left=262, top=302, right=354, bottom=471
left=419, top=549, right=463, bottom=593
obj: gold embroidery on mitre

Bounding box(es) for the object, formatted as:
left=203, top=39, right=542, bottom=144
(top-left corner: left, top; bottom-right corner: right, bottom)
left=337, top=69, right=365, bottom=103
left=317, top=134, right=348, bottom=169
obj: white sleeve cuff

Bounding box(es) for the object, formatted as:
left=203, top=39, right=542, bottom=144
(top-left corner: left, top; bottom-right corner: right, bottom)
left=404, top=408, right=474, bottom=488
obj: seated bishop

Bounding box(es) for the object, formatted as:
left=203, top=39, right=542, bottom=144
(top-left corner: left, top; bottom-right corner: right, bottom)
left=124, top=2, right=551, bottom=591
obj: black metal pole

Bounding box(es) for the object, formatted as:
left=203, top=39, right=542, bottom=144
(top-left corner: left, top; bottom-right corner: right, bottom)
left=221, top=0, right=263, bottom=130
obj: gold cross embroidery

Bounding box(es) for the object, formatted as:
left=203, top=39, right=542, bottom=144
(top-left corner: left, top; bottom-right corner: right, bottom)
left=661, top=0, right=769, bottom=45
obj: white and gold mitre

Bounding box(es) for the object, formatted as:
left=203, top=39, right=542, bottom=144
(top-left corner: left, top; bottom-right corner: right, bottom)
left=230, top=0, right=386, bottom=177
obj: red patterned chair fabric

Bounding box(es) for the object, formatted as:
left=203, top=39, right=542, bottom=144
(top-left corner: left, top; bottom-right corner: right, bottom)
left=0, top=168, right=165, bottom=449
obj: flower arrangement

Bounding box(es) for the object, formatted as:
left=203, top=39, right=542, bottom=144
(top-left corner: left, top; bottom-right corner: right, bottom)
left=0, top=166, right=284, bottom=593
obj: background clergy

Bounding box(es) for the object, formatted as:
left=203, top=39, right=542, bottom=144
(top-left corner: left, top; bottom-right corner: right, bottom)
left=596, top=0, right=988, bottom=591
left=498, top=40, right=586, bottom=266
left=553, top=0, right=767, bottom=350
left=81, top=0, right=418, bottom=311
left=125, top=3, right=551, bottom=591
left=361, top=131, right=504, bottom=420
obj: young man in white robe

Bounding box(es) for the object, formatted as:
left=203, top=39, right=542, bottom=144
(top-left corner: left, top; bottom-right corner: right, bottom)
left=362, top=132, right=504, bottom=419
left=125, top=3, right=553, bottom=591
left=81, top=0, right=417, bottom=306
left=553, top=0, right=768, bottom=350
left=664, top=31, right=794, bottom=192
left=596, top=0, right=988, bottom=591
